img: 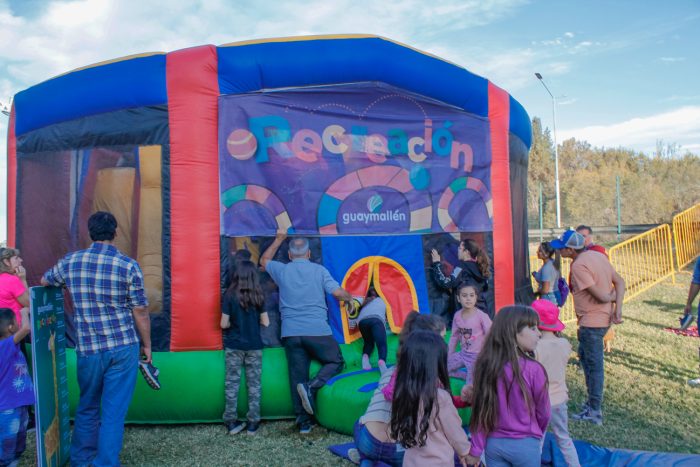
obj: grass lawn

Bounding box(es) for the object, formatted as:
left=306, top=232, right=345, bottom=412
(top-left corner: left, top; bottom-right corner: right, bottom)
left=19, top=270, right=700, bottom=466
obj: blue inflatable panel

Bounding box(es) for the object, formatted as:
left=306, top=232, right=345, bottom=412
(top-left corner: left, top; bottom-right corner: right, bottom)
left=217, top=37, right=489, bottom=119
left=14, top=54, right=167, bottom=135
left=12, top=36, right=531, bottom=147
left=332, top=434, right=700, bottom=466
left=542, top=433, right=700, bottom=466
left=509, top=95, right=532, bottom=148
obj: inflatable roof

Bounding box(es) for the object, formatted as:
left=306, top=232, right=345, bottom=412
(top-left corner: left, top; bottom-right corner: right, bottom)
left=7, top=35, right=533, bottom=428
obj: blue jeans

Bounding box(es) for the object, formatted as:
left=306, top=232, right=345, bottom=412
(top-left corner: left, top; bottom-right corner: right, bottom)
left=353, top=422, right=404, bottom=467
left=0, top=406, right=29, bottom=466
left=484, top=436, right=541, bottom=467
left=577, top=326, right=608, bottom=411
left=71, top=343, right=139, bottom=467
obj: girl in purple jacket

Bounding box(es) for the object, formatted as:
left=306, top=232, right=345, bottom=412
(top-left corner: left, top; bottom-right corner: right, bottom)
left=467, top=305, right=551, bottom=467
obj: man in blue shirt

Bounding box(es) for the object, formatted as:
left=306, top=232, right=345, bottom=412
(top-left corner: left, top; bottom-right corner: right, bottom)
left=42, top=211, right=150, bottom=466
left=261, top=234, right=352, bottom=433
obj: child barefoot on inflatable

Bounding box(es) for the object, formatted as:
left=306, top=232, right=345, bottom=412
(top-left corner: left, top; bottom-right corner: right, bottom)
left=349, top=286, right=389, bottom=372
left=448, top=282, right=492, bottom=384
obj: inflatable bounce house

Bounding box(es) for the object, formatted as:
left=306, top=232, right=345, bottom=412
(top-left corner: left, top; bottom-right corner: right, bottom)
left=6, top=35, right=532, bottom=434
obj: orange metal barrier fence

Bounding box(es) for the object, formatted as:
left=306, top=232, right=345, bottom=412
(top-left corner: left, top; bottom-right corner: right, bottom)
left=529, top=203, right=700, bottom=322
left=672, top=203, right=700, bottom=270
left=608, top=224, right=676, bottom=302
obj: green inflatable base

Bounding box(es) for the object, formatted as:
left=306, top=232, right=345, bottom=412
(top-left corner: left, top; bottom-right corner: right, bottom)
left=64, top=334, right=471, bottom=435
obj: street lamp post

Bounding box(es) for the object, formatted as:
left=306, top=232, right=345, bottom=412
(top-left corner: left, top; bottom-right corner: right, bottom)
left=534, top=72, right=561, bottom=229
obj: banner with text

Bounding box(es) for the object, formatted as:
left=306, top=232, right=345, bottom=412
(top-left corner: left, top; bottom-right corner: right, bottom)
left=219, top=83, right=493, bottom=236
left=31, top=286, right=71, bottom=467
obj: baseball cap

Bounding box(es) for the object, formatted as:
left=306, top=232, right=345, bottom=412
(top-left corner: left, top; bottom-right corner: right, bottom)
left=550, top=229, right=585, bottom=250
left=531, top=299, right=565, bottom=332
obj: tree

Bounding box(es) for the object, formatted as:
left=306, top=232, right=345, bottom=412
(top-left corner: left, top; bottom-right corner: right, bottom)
left=527, top=117, right=700, bottom=227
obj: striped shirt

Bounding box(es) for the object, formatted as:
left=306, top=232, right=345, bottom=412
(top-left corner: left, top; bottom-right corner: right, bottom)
left=42, top=242, right=148, bottom=354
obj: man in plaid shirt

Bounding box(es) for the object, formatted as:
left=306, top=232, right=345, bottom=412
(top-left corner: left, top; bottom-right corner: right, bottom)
left=42, top=211, right=150, bottom=467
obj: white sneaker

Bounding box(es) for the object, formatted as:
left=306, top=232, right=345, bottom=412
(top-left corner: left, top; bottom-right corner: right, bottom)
left=688, top=378, right=700, bottom=387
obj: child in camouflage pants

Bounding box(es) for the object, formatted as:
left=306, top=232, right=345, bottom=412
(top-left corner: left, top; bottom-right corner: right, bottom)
left=220, top=261, right=270, bottom=435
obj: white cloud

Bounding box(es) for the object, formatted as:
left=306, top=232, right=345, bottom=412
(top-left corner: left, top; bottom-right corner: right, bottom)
left=466, top=49, right=570, bottom=91
left=660, top=56, right=685, bottom=62
left=660, top=95, right=700, bottom=103
left=0, top=0, right=531, bottom=243
left=0, top=0, right=530, bottom=94
left=559, top=106, right=700, bottom=155
left=532, top=32, right=604, bottom=57
left=557, top=97, right=578, bottom=106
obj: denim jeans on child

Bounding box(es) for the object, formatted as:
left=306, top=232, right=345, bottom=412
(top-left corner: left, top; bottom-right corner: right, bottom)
left=0, top=406, right=29, bottom=467
left=484, top=436, right=541, bottom=467
left=358, top=318, right=388, bottom=362
left=577, top=326, right=608, bottom=411
left=71, top=343, right=139, bottom=467
left=352, top=422, right=404, bottom=467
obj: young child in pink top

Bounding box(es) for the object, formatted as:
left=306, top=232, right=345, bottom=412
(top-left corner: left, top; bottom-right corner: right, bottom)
left=448, top=282, right=492, bottom=383
left=532, top=299, right=580, bottom=467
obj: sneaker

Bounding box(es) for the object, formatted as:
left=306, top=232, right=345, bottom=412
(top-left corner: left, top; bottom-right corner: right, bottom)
left=347, top=447, right=361, bottom=465
left=378, top=359, right=387, bottom=373
left=579, top=409, right=603, bottom=426
left=139, top=361, right=161, bottom=390
left=572, top=407, right=603, bottom=425
left=688, top=378, right=700, bottom=387
left=226, top=420, right=246, bottom=435
left=246, top=422, right=260, bottom=435
left=570, top=403, right=590, bottom=420
left=299, top=422, right=314, bottom=434
left=679, top=314, right=695, bottom=330
left=362, top=354, right=371, bottom=371
left=297, top=383, right=315, bottom=415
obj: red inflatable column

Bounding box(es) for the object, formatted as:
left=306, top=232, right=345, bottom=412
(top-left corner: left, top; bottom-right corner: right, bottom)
left=6, top=104, right=16, bottom=246
left=167, top=45, right=222, bottom=350
left=488, top=83, right=515, bottom=312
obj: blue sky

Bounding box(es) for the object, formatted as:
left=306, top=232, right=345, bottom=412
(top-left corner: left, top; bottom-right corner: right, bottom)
left=1, top=0, right=699, bottom=240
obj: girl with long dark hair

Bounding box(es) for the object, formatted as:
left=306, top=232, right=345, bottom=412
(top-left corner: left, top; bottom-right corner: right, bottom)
left=349, top=312, right=446, bottom=466
left=220, top=260, right=270, bottom=435
left=467, top=306, right=550, bottom=466
left=431, top=238, right=492, bottom=318
left=390, top=330, right=471, bottom=466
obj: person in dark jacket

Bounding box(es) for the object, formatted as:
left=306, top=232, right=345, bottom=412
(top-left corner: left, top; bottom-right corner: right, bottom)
left=431, top=239, right=492, bottom=319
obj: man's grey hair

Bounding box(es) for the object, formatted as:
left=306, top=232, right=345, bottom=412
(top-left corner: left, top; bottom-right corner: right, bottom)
left=289, top=237, right=310, bottom=257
